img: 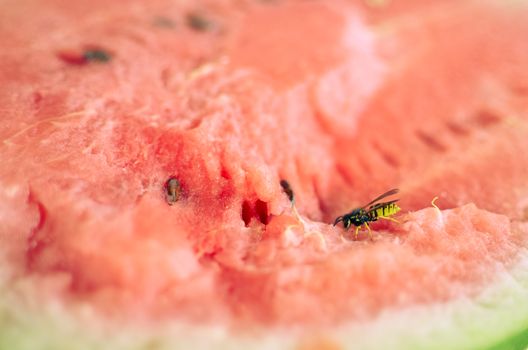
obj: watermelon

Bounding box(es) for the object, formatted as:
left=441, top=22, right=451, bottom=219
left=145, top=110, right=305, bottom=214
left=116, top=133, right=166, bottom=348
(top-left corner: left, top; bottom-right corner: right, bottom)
left=1, top=0, right=528, bottom=349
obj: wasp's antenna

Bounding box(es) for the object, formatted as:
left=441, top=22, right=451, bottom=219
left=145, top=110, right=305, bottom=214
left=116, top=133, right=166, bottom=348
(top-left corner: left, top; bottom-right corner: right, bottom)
left=333, top=216, right=344, bottom=226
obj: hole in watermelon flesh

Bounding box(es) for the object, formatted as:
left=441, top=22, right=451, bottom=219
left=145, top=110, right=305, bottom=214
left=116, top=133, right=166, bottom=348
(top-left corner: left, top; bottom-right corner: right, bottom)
left=371, top=141, right=400, bottom=168
left=220, top=168, right=231, bottom=180
left=26, top=194, right=48, bottom=270
left=241, top=200, right=253, bottom=227
left=241, top=199, right=269, bottom=226
left=445, top=121, right=470, bottom=136
left=473, top=109, right=502, bottom=127
left=415, top=130, right=448, bottom=153
left=254, top=199, right=269, bottom=225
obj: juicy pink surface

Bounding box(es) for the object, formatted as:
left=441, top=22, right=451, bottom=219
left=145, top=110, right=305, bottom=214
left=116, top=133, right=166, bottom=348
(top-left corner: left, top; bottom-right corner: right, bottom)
left=0, top=0, right=527, bottom=329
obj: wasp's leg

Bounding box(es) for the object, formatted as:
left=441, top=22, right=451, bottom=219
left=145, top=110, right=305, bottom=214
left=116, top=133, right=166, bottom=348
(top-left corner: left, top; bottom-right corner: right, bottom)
left=354, top=226, right=360, bottom=239
left=364, top=222, right=372, bottom=240
left=378, top=216, right=400, bottom=223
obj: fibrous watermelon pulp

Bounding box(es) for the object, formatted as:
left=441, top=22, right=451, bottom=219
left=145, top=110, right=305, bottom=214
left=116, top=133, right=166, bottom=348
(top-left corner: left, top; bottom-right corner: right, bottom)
left=1, top=0, right=528, bottom=349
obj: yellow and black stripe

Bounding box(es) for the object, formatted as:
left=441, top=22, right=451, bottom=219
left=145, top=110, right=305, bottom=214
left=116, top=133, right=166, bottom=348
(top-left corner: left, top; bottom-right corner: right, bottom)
left=371, top=202, right=401, bottom=219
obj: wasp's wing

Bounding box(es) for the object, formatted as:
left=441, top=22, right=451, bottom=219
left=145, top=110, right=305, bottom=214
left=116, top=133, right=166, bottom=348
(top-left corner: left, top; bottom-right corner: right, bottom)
left=367, top=199, right=399, bottom=212
left=362, top=188, right=399, bottom=208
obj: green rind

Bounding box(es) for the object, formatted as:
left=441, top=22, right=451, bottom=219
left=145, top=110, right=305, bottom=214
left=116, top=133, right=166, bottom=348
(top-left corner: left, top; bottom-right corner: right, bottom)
left=488, top=328, right=528, bottom=350
left=332, top=249, right=528, bottom=350
left=1, top=250, right=528, bottom=350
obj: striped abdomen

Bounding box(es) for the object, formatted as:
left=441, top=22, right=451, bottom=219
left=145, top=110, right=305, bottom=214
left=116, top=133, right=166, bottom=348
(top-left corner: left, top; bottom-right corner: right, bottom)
left=373, top=203, right=400, bottom=218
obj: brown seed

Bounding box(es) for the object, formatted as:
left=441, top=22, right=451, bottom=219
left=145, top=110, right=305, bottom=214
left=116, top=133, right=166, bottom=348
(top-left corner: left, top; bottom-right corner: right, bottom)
left=83, top=49, right=111, bottom=63
left=280, top=179, right=295, bottom=204
left=186, top=12, right=213, bottom=32
left=165, top=177, right=181, bottom=205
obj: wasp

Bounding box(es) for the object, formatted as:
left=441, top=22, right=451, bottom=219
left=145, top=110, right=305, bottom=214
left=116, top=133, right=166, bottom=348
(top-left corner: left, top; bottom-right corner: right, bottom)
left=333, top=188, right=401, bottom=239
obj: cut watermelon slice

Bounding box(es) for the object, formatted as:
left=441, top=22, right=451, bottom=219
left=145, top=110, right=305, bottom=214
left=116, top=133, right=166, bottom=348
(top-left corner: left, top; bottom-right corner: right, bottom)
left=1, top=0, right=528, bottom=349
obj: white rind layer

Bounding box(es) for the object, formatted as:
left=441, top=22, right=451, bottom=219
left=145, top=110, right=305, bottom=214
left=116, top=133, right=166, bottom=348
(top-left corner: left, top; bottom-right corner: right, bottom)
left=0, top=250, right=527, bottom=350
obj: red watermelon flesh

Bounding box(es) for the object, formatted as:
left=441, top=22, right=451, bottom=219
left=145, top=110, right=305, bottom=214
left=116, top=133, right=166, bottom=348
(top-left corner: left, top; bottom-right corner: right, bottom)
left=0, top=0, right=528, bottom=339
